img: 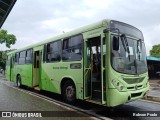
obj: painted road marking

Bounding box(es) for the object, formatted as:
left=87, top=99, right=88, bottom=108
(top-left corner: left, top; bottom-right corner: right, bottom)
left=140, top=99, right=160, bottom=105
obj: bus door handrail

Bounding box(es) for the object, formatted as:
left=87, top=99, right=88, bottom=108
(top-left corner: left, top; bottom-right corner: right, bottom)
left=85, top=48, right=93, bottom=77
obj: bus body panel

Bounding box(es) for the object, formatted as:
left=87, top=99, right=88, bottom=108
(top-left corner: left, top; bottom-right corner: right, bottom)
left=40, top=60, right=83, bottom=99
left=5, top=19, right=149, bottom=107
left=14, top=64, right=33, bottom=87
left=5, top=65, right=10, bottom=80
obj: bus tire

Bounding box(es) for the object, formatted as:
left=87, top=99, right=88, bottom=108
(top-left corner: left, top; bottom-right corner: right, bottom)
left=16, top=75, right=21, bottom=88
left=62, top=81, right=76, bottom=103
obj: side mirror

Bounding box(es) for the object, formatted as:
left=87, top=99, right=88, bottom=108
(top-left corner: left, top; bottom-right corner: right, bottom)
left=113, top=36, right=119, bottom=51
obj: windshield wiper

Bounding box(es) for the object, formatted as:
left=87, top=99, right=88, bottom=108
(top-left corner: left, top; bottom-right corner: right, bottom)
left=137, top=39, right=142, bottom=61
left=120, top=34, right=130, bottom=61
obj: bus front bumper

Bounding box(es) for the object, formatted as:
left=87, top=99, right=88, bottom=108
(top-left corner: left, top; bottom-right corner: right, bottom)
left=108, top=85, right=149, bottom=107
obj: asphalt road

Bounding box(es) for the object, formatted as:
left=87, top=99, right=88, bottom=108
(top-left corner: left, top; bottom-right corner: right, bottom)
left=0, top=77, right=94, bottom=120
left=0, top=74, right=160, bottom=120
left=149, top=87, right=160, bottom=96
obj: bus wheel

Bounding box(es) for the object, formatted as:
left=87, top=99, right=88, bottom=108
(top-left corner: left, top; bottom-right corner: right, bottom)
left=63, top=81, right=76, bottom=103
left=17, top=75, right=21, bottom=88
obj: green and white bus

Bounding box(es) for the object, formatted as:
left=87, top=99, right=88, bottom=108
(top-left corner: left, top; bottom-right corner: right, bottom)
left=5, top=19, right=149, bottom=106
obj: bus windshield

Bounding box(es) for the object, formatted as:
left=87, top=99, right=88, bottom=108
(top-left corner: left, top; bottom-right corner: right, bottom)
left=110, top=20, right=144, bottom=40
left=111, top=35, right=148, bottom=75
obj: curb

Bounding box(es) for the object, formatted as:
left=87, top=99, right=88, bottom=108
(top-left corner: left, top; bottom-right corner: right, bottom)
left=149, top=83, right=160, bottom=87
left=143, top=95, right=160, bottom=103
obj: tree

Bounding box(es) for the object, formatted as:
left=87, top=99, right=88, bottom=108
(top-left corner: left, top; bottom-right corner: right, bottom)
left=0, top=49, right=16, bottom=70
left=150, top=44, right=160, bottom=57
left=0, top=29, right=16, bottom=48
left=0, top=51, right=7, bottom=70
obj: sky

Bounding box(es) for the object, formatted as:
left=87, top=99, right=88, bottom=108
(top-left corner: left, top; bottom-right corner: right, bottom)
left=1, top=0, right=160, bottom=55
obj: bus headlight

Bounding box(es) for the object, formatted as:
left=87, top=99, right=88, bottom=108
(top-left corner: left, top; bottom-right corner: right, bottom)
left=112, top=79, right=116, bottom=84
left=112, top=79, right=126, bottom=92
left=120, top=86, right=123, bottom=91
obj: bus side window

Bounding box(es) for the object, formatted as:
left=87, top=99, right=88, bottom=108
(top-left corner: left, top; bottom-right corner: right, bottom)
left=46, top=44, right=51, bottom=62
left=46, top=40, right=61, bottom=62
left=26, top=49, right=32, bottom=64
left=19, top=51, right=26, bottom=65
left=15, top=54, right=17, bottom=63
left=15, top=53, right=19, bottom=64
left=43, top=45, right=46, bottom=62
left=62, top=34, right=83, bottom=61
left=6, top=56, right=10, bottom=66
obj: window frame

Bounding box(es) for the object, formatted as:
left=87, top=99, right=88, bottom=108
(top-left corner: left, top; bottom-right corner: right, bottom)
left=14, top=52, right=19, bottom=64
left=18, top=50, right=26, bottom=65
left=25, top=48, right=33, bottom=64
left=15, top=48, right=33, bottom=65
left=6, top=55, right=11, bottom=66
left=62, top=34, right=83, bottom=62
left=46, top=40, right=62, bottom=63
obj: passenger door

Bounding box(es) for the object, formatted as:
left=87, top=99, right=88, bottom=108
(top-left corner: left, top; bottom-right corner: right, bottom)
left=33, top=50, right=41, bottom=87
left=83, top=32, right=106, bottom=104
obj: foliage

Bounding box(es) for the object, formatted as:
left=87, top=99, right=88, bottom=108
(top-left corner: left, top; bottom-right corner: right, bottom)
left=0, top=49, right=16, bottom=70
left=0, top=29, right=16, bottom=48
left=150, top=44, right=160, bottom=57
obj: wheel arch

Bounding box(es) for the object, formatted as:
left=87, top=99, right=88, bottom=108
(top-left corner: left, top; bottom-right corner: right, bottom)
left=16, top=73, right=20, bottom=80
left=16, top=73, right=21, bottom=87
left=60, top=77, right=77, bottom=96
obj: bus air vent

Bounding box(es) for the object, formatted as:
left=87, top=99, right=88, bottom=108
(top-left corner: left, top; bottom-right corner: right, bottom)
left=127, top=87, right=134, bottom=90
left=131, top=92, right=142, bottom=98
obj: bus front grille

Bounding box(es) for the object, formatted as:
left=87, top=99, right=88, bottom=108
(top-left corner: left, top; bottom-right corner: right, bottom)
left=131, top=92, right=142, bottom=98
left=127, top=85, right=143, bottom=90
left=123, top=77, right=145, bottom=84
left=127, top=87, right=134, bottom=90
